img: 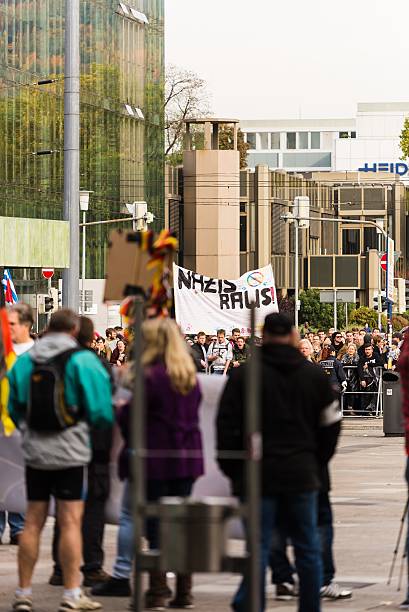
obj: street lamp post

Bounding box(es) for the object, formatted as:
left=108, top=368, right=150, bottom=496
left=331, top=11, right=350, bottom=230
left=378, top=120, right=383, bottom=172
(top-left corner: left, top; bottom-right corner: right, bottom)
left=294, top=217, right=300, bottom=329
left=376, top=220, right=384, bottom=330
left=281, top=212, right=390, bottom=328
left=79, top=191, right=93, bottom=315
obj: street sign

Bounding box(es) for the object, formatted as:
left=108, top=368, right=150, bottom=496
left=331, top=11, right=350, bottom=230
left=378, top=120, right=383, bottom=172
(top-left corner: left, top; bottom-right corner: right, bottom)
left=42, top=268, right=54, bottom=280
left=319, top=290, right=356, bottom=304
left=387, top=237, right=395, bottom=303
left=380, top=254, right=387, bottom=271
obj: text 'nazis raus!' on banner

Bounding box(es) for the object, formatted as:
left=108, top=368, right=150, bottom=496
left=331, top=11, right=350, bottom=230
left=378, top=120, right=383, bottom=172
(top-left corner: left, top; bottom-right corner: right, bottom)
left=173, top=264, right=279, bottom=335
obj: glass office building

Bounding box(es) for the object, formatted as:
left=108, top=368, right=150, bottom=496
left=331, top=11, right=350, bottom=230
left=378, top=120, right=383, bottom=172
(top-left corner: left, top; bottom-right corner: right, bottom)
left=0, top=0, right=164, bottom=280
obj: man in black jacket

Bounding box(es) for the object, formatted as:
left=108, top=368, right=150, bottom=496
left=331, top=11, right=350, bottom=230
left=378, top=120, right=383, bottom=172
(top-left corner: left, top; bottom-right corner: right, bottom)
left=191, top=331, right=208, bottom=373
left=358, top=343, right=384, bottom=414
left=217, top=313, right=341, bottom=612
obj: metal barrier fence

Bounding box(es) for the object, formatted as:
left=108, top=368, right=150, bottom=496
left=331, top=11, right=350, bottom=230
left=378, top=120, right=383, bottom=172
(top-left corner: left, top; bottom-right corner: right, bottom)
left=340, top=365, right=384, bottom=418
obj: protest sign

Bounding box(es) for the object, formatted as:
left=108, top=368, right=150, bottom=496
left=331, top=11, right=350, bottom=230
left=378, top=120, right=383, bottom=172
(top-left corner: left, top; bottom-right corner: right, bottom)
left=173, top=263, right=279, bottom=335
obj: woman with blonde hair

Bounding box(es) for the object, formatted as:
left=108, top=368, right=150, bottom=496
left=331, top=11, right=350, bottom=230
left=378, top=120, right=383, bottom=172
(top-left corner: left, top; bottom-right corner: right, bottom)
left=94, top=318, right=203, bottom=610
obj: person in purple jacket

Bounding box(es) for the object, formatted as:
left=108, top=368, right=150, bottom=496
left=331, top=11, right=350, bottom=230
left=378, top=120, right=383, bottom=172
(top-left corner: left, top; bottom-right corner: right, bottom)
left=92, top=317, right=204, bottom=610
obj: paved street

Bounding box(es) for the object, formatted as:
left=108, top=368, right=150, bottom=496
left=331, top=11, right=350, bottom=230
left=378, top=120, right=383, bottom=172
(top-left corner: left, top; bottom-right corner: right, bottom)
left=0, top=421, right=408, bottom=611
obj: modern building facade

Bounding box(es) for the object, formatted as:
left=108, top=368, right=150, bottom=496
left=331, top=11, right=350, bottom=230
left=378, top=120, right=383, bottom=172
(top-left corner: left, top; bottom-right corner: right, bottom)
left=0, top=0, right=164, bottom=305
left=241, top=102, right=409, bottom=180
left=239, top=167, right=407, bottom=309
left=170, top=155, right=409, bottom=311
left=241, top=118, right=355, bottom=172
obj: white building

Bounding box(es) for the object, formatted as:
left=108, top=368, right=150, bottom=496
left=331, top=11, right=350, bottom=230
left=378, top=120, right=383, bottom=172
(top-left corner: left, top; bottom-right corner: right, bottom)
left=241, top=102, right=409, bottom=178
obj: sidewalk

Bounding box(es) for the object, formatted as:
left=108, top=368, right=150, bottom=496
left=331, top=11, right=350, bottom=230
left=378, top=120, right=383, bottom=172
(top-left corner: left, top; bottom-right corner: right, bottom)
left=0, top=425, right=407, bottom=611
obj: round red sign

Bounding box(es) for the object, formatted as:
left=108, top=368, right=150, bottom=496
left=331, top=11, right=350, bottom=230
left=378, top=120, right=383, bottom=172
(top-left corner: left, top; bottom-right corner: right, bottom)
left=42, top=268, right=54, bottom=280
left=380, top=254, right=387, bottom=271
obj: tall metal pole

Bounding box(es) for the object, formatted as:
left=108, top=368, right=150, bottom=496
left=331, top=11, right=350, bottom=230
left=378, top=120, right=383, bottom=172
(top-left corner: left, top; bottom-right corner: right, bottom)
left=333, top=288, right=337, bottom=330
left=81, top=210, right=86, bottom=314
left=294, top=218, right=299, bottom=329
left=62, top=0, right=80, bottom=311
left=47, top=277, right=52, bottom=325
left=245, top=303, right=261, bottom=612
left=386, top=235, right=393, bottom=346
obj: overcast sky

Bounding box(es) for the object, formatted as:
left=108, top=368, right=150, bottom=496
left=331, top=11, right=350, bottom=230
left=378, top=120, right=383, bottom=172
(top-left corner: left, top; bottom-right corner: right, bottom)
left=165, top=0, right=409, bottom=120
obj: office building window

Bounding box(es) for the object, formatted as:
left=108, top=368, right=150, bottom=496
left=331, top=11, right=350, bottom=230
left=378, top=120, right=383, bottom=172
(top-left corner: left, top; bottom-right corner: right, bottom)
left=363, top=227, right=377, bottom=250
left=259, top=132, right=269, bottom=149
left=342, top=229, right=360, bottom=255
left=298, top=132, right=308, bottom=149
left=351, top=131, right=357, bottom=138
left=240, top=216, right=247, bottom=252
left=246, top=133, right=257, bottom=148
left=270, top=132, right=280, bottom=149
left=339, top=131, right=349, bottom=139
left=287, top=132, right=296, bottom=149
left=310, top=132, right=321, bottom=149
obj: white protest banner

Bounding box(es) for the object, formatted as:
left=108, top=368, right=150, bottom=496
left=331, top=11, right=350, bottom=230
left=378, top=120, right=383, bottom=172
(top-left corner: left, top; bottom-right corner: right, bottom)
left=173, top=263, right=279, bottom=335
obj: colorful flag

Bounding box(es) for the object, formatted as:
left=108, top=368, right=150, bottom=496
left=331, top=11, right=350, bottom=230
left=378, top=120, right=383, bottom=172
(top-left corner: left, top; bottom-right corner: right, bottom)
left=0, top=309, right=16, bottom=436
left=2, top=269, right=18, bottom=305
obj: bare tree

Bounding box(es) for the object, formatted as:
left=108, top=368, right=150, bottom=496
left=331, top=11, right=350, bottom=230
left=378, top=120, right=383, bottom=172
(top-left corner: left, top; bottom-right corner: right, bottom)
left=165, top=64, right=211, bottom=159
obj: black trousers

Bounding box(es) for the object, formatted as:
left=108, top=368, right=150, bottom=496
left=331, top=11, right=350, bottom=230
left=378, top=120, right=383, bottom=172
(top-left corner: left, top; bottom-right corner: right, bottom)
left=52, top=464, right=110, bottom=575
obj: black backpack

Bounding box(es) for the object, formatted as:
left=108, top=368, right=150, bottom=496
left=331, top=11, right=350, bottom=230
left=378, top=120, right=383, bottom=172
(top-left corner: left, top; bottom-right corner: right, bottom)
left=27, top=348, right=84, bottom=432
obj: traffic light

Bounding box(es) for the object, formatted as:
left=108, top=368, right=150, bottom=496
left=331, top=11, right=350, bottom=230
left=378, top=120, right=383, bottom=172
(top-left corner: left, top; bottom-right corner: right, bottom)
left=50, top=288, right=59, bottom=311
left=37, top=290, right=58, bottom=315
left=373, top=292, right=387, bottom=312
left=44, top=295, right=54, bottom=313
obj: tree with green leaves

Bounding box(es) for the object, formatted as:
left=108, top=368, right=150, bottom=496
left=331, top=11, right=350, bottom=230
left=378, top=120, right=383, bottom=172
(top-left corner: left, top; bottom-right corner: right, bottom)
left=349, top=306, right=386, bottom=329
left=219, top=126, right=250, bottom=169
left=399, top=117, right=409, bottom=159
left=298, top=289, right=355, bottom=330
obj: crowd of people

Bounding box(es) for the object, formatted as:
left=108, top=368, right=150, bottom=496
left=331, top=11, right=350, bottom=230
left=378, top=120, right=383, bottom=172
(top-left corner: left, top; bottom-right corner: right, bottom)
left=2, top=303, right=409, bottom=612
left=187, top=328, right=249, bottom=375
left=295, top=327, right=402, bottom=415
left=90, top=327, right=128, bottom=367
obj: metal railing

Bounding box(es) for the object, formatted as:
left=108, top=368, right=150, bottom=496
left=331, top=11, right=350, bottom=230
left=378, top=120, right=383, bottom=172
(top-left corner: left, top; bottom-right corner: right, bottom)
left=340, top=365, right=385, bottom=418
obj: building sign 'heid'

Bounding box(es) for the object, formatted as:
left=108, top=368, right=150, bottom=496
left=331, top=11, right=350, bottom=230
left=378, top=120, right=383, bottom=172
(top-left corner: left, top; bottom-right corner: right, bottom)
left=173, top=264, right=279, bottom=335
left=358, top=162, right=409, bottom=176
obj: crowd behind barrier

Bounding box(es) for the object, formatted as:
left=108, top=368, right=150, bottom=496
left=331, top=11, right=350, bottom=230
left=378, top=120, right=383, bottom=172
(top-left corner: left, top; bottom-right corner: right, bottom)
left=2, top=304, right=409, bottom=612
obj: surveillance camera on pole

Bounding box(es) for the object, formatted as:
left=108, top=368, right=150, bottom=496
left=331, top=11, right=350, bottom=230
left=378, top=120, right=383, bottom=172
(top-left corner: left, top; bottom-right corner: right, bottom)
left=294, top=196, right=310, bottom=228
left=120, top=201, right=155, bottom=231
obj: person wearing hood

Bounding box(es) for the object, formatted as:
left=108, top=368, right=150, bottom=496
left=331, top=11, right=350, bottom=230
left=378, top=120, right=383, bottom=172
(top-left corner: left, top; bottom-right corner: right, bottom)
left=330, top=332, right=344, bottom=357
left=7, top=309, right=113, bottom=612
left=217, top=313, right=341, bottom=612
left=49, top=317, right=113, bottom=589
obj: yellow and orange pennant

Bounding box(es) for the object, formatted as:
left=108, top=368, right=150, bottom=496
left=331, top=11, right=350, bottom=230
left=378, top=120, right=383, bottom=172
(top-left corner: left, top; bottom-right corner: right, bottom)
left=0, top=309, right=16, bottom=436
